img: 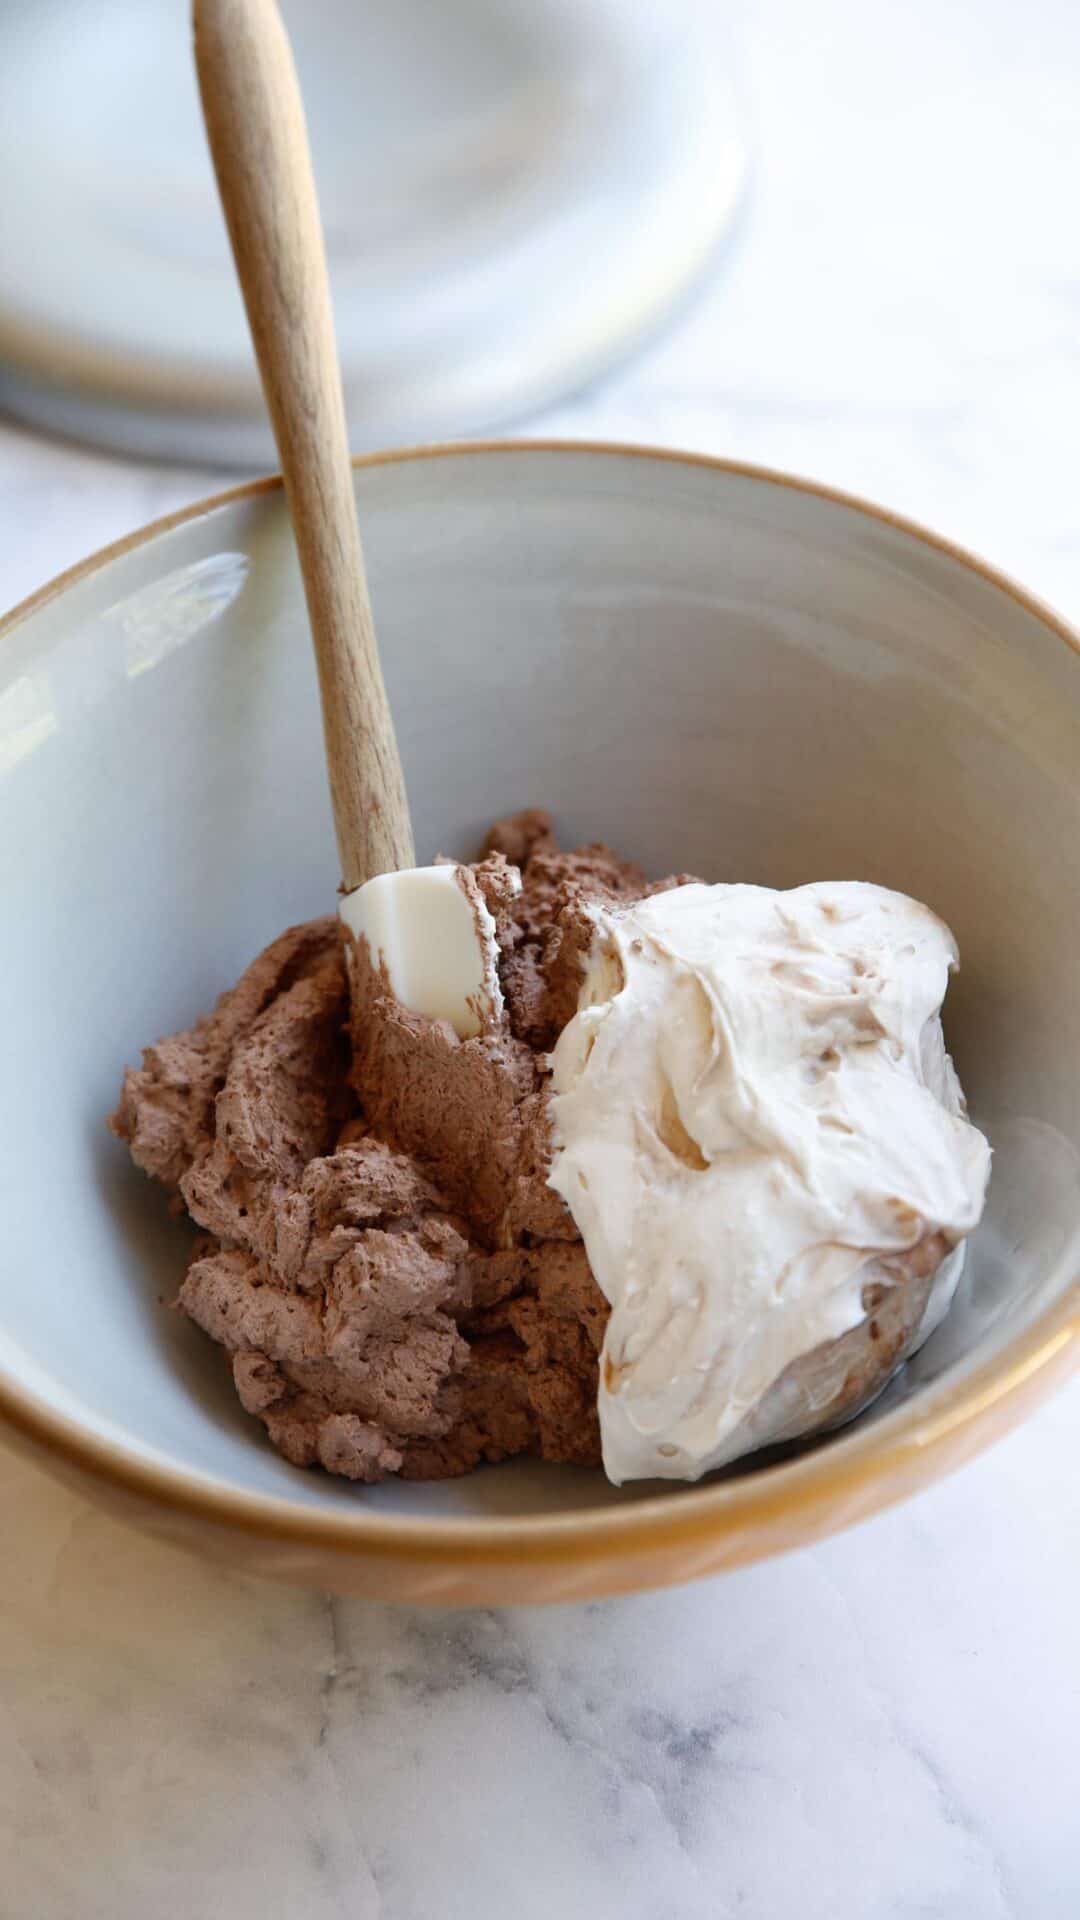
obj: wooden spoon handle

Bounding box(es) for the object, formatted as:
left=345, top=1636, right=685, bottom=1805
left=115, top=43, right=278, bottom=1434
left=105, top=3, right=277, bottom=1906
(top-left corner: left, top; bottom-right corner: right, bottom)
left=193, top=0, right=414, bottom=892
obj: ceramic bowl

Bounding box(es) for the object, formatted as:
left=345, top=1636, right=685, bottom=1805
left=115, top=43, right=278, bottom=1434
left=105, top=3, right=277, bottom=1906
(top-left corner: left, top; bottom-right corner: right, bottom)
left=2, top=443, right=1079, bottom=1604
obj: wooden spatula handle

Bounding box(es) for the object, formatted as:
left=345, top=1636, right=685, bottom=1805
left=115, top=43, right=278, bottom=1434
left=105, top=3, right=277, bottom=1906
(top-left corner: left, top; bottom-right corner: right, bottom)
left=193, top=0, right=414, bottom=892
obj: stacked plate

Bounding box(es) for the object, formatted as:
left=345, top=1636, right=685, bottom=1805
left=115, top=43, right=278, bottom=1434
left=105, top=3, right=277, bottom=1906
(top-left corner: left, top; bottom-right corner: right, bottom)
left=0, top=0, right=746, bottom=465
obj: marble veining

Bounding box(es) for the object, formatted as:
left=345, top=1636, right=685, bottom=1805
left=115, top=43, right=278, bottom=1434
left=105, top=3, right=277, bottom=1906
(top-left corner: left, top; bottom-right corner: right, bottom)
left=3, top=1407, right=1078, bottom=1916
left=2, top=0, right=1080, bottom=1910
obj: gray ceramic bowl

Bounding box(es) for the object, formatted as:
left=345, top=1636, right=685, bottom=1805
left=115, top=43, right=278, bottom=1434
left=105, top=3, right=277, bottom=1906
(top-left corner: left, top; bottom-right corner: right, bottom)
left=1, top=443, right=1078, bottom=1602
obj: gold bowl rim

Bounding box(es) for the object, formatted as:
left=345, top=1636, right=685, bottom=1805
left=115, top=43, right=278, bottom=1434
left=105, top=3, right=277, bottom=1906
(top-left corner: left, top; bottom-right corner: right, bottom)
left=3, top=436, right=1078, bottom=1567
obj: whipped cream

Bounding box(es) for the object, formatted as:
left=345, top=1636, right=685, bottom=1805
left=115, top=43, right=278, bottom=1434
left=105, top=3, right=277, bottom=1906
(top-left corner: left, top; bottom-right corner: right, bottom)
left=547, top=881, right=991, bottom=1484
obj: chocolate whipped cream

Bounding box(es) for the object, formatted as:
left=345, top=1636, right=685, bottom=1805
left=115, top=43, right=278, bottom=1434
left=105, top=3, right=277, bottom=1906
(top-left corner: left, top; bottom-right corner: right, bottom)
left=112, top=812, right=667, bottom=1480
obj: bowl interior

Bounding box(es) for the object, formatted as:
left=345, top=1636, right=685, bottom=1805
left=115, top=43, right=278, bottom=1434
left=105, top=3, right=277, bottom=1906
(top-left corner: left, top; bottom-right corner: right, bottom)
left=3, top=446, right=1079, bottom=1522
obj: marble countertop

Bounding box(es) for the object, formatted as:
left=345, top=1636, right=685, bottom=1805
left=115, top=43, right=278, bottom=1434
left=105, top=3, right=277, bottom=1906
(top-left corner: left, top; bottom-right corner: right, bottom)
left=2, top=0, right=1079, bottom=1911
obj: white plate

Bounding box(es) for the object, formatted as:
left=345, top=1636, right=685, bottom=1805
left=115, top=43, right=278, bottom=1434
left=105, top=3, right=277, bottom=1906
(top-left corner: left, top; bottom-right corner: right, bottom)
left=0, top=0, right=745, bottom=465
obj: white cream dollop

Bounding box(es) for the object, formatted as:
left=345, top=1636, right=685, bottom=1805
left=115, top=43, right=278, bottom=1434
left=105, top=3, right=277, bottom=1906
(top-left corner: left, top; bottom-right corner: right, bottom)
left=547, top=881, right=991, bottom=1485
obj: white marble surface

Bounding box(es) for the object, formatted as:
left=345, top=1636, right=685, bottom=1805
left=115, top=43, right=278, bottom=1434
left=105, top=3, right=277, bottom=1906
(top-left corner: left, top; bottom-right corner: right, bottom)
left=2, top=0, right=1079, bottom=1910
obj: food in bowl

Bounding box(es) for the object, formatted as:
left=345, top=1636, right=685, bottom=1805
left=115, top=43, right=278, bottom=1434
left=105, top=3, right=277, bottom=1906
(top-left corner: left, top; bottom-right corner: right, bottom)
left=112, top=805, right=989, bottom=1485
left=6, top=437, right=1076, bottom=1603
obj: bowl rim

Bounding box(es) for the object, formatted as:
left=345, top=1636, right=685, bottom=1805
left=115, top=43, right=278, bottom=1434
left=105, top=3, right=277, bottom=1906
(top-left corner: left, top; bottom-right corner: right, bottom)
left=3, top=436, right=1079, bottom=1567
